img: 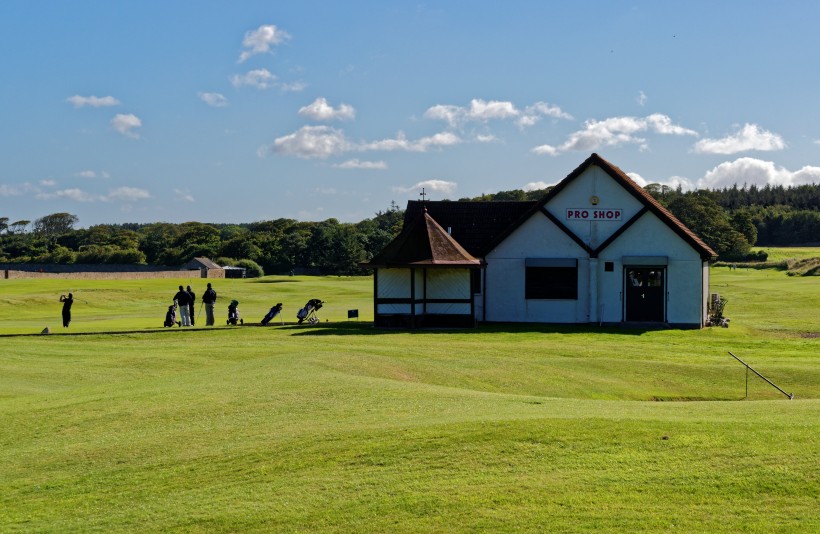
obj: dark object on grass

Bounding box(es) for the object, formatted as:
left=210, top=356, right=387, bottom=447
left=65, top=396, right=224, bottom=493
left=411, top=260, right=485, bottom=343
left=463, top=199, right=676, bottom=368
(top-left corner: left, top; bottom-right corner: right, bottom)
left=297, top=299, right=324, bottom=325
left=261, top=303, right=283, bottom=325
left=164, top=304, right=180, bottom=327
left=227, top=300, right=243, bottom=326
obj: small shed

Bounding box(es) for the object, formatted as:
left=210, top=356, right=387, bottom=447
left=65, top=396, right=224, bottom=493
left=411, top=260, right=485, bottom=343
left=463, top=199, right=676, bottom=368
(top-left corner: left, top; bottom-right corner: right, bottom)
left=362, top=209, right=483, bottom=328
left=184, top=257, right=225, bottom=278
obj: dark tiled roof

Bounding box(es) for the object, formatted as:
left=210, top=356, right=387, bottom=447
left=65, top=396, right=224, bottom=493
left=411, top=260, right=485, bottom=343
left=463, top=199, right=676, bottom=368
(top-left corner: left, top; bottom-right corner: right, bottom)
left=404, top=200, right=535, bottom=257
left=363, top=210, right=481, bottom=268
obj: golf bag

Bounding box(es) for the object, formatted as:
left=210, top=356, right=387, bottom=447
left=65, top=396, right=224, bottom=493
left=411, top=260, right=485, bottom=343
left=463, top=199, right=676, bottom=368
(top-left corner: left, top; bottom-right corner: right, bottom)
left=261, top=303, right=283, bottom=325
left=296, top=298, right=324, bottom=324
left=227, top=299, right=243, bottom=326
left=164, top=304, right=179, bottom=327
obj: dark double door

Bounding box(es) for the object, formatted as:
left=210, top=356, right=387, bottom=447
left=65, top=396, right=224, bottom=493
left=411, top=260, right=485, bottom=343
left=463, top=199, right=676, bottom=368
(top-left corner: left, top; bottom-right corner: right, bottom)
left=625, top=268, right=665, bottom=322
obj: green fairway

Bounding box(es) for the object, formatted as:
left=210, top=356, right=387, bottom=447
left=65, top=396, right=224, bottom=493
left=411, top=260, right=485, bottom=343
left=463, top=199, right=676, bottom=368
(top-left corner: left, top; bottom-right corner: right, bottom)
left=0, top=266, right=818, bottom=531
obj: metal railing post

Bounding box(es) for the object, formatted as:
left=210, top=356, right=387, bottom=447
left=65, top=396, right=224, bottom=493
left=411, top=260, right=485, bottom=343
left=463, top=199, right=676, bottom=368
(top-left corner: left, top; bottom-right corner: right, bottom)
left=728, top=351, right=793, bottom=400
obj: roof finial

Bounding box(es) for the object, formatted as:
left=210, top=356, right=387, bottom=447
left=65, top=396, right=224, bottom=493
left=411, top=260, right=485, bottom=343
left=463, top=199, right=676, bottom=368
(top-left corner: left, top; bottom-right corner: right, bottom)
left=419, top=187, right=427, bottom=202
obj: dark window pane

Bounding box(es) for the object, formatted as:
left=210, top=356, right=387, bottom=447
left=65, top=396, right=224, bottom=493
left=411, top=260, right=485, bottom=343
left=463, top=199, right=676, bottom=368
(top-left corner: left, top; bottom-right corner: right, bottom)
left=525, top=266, right=578, bottom=299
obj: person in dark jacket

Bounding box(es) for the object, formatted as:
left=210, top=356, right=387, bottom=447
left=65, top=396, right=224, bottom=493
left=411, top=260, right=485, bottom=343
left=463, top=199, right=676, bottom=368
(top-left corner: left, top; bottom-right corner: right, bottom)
left=59, top=293, right=74, bottom=328
left=174, top=285, right=192, bottom=326
left=202, top=282, right=217, bottom=326
left=186, top=285, right=196, bottom=326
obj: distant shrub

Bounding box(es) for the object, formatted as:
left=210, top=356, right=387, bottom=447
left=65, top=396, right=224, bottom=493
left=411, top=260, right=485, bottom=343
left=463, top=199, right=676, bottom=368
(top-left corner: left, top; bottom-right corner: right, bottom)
left=234, top=259, right=264, bottom=278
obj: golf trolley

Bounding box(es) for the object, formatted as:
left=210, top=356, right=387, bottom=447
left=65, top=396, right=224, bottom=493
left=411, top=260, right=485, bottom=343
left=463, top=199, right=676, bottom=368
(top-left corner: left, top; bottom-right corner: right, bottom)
left=296, top=298, right=324, bottom=324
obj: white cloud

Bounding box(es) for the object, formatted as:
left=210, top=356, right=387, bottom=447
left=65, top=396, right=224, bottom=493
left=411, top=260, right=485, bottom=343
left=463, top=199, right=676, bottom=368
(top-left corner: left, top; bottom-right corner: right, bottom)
left=626, top=172, right=649, bottom=187
left=269, top=125, right=352, bottom=159
left=231, top=68, right=278, bottom=89
left=173, top=188, right=195, bottom=203
left=66, top=95, right=120, bottom=108
left=35, top=185, right=151, bottom=203
left=394, top=179, right=457, bottom=196
left=469, top=99, right=519, bottom=121
left=111, top=113, right=142, bottom=138
left=637, top=91, right=647, bottom=106
left=75, top=170, right=109, bottom=179
left=475, top=134, right=498, bottom=143
left=39, top=179, right=57, bottom=187
left=693, top=123, right=786, bottom=154
left=238, top=24, right=291, bottom=63
left=363, top=131, right=461, bottom=152
left=49, top=188, right=98, bottom=202
left=299, top=97, right=355, bottom=121
left=698, top=157, right=820, bottom=189
left=279, top=81, right=308, bottom=93
left=517, top=102, right=574, bottom=128
left=532, top=113, right=697, bottom=156
left=266, top=127, right=461, bottom=159
left=199, top=92, right=229, bottom=107
left=333, top=159, right=387, bottom=170
left=0, top=184, right=27, bottom=196
left=425, top=99, right=572, bottom=128
left=523, top=181, right=551, bottom=191
left=106, top=187, right=150, bottom=201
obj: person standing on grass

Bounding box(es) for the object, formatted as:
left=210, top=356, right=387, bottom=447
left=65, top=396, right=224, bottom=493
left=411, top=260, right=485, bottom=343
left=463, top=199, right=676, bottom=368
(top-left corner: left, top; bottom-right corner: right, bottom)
left=202, top=282, right=217, bottom=326
left=59, top=293, right=74, bottom=328
left=174, top=285, right=192, bottom=326
left=186, top=285, right=196, bottom=326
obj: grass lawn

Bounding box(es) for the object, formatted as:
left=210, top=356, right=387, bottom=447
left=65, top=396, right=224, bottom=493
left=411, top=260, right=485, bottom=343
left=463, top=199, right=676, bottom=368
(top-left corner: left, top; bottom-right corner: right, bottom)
left=0, top=266, right=818, bottom=531
left=751, top=245, right=820, bottom=262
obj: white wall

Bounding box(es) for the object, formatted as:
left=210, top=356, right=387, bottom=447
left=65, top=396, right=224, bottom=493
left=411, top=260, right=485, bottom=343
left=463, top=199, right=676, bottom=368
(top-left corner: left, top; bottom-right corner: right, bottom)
left=426, top=268, right=471, bottom=314
left=479, top=164, right=708, bottom=326
left=376, top=268, right=411, bottom=314
left=484, top=212, right=589, bottom=323
left=376, top=267, right=472, bottom=316
left=546, top=166, right=645, bottom=249
left=597, top=213, right=705, bottom=325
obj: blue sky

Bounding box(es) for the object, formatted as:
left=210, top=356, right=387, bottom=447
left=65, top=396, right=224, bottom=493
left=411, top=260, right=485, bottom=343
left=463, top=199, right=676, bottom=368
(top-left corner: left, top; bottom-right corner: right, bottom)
left=2, top=1, right=820, bottom=228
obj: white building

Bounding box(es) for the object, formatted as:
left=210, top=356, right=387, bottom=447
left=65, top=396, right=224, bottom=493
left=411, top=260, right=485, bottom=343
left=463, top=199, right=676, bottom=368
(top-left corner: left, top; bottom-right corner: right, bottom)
left=364, top=154, right=716, bottom=328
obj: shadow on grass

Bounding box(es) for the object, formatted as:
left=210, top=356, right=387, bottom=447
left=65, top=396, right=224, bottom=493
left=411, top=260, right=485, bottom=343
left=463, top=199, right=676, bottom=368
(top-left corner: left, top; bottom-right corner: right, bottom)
left=285, top=321, right=659, bottom=337
left=0, top=321, right=677, bottom=338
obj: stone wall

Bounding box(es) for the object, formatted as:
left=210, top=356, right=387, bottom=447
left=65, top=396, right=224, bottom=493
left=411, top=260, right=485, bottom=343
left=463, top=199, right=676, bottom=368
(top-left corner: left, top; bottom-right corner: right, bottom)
left=0, top=263, right=225, bottom=280
left=3, top=270, right=196, bottom=280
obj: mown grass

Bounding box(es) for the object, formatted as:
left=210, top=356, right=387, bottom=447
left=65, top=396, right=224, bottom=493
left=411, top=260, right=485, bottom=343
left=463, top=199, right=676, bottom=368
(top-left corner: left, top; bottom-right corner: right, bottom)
left=751, top=245, right=820, bottom=262
left=0, top=265, right=818, bottom=531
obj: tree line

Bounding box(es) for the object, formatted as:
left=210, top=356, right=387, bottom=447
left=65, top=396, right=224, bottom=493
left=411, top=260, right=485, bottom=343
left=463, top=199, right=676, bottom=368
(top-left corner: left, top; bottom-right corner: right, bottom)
left=0, top=205, right=404, bottom=277
left=461, top=182, right=820, bottom=260
left=1, top=183, right=817, bottom=273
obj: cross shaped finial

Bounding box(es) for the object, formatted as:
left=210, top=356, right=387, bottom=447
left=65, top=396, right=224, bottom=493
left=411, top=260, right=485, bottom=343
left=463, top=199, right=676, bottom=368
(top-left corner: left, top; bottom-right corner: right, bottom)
left=419, top=187, right=427, bottom=202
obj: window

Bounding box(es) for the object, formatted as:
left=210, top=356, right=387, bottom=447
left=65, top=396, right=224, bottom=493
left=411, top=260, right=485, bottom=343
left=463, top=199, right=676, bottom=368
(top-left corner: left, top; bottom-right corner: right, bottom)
left=604, top=261, right=614, bottom=272
left=525, top=265, right=578, bottom=299
left=471, top=269, right=482, bottom=294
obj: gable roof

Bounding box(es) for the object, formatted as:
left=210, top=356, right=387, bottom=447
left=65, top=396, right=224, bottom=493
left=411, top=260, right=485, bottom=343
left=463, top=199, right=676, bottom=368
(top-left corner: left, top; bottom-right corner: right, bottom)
left=486, top=153, right=717, bottom=260
left=187, top=257, right=222, bottom=269
left=403, top=200, right=535, bottom=257
left=363, top=209, right=482, bottom=268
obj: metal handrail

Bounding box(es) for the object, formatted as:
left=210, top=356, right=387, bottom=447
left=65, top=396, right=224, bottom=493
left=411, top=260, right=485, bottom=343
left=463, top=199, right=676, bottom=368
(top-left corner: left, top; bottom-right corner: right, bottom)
left=728, top=351, right=794, bottom=400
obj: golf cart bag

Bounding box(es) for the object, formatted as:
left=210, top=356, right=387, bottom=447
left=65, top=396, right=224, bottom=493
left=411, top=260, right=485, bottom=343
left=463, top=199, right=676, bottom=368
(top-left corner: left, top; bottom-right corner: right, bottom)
left=297, top=298, right=324, bottom=324
left=261, top=303, right=283, bottom=325
left=164, top=304, right=179, bottom=327
left=227, top=299, right=243, bottom=326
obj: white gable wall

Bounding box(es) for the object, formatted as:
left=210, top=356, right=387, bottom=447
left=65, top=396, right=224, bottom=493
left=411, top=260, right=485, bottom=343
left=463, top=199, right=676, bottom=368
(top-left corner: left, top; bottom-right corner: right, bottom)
left=485, top=212, right=590, bottom=323
left=599, top=213, right=706, bottom=325
left=479, top=164, right=709, bottom=327
left=546, top=166, right=645, bottom=249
